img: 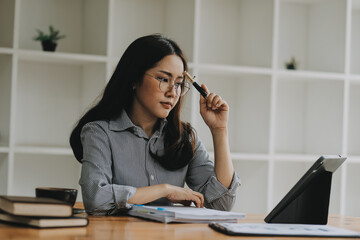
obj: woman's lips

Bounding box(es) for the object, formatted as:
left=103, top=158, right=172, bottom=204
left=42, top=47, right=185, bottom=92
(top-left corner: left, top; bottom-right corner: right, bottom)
left=161, top=102, right=172, bottom=109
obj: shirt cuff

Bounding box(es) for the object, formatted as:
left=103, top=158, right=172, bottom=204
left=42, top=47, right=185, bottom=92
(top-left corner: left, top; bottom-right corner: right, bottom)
left=203, top=172, right=241, bottom=203
left=112, top=185, right=137, bottom=210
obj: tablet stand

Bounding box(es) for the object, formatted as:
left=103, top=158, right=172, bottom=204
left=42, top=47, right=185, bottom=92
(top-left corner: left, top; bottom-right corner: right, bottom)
left=265, top=156, right=346, bottom=225
left=269, top=170, right=332, bottom=224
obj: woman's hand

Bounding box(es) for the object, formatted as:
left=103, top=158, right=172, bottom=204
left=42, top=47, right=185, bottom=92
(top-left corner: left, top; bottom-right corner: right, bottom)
left=165, top=184, right=204, bottom=208
left=199, top=84, right=234, bottom=188
left=200, top=84, right=229, bottom=131
left=128, top=184, right=203, bottom=207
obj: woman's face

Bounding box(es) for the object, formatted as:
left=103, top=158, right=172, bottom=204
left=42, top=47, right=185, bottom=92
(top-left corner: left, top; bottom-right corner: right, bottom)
left=132, top=54, right=184, bottom=121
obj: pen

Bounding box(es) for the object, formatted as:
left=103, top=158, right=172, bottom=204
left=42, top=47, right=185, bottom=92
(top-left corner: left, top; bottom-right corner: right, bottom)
left=183, top=71, right=208, bottom=98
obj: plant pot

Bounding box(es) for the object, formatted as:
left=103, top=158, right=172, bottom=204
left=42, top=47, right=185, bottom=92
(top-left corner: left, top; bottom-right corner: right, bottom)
left=41, top=40, right=57, bottom=52
left=286, top=64, right=296, bottom=70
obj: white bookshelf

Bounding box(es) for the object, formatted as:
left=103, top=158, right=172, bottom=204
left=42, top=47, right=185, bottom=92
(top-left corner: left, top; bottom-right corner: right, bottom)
left=0, top=0, right=359, bottom=216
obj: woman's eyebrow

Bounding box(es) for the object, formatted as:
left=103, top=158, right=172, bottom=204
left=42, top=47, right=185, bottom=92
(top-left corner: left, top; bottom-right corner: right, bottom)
left=158, top=70, right=184, bottom=80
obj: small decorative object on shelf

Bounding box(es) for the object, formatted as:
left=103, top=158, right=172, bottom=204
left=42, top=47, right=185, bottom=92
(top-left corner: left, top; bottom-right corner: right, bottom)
left=33, top=25, right=65, bottom=52
left=285, top=57, right=298, bottom=70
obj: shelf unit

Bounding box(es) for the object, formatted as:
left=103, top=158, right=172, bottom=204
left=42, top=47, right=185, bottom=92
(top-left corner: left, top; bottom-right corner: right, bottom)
left=1, top=0, right=360, bottom=216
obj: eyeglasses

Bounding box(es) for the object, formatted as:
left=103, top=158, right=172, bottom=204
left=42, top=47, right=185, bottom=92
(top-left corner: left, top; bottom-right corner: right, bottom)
left=145, top=73, right=190, bottom=96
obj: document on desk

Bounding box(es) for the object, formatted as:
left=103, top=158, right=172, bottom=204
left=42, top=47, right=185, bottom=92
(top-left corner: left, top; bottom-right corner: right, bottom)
left=209, top=222, right=360, bottom=237
left=127, top=205, right=245, bottom=223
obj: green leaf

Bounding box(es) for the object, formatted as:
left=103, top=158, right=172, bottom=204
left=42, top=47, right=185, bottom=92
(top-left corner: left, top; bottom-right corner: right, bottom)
left=33, top=25, right=65, bottom=43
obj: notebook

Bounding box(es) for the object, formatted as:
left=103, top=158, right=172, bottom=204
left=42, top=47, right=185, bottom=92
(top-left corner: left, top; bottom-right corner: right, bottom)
left=127, top=205, right=245, bottom=223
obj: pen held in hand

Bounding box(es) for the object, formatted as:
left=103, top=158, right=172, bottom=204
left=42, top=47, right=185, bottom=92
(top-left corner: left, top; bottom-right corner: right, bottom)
left=183, top=71, right=208, bottom=98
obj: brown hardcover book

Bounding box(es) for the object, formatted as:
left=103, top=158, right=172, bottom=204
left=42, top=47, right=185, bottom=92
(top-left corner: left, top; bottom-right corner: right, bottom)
left=0, top=196, right=72, bottom=217
left=0, top=211, right=88, bottom=228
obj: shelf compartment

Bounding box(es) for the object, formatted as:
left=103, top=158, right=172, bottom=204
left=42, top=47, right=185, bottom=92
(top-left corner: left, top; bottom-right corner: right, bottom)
left=17, top=49, right=108, bottom=65
left=12, top=153, right=81, bottom=197
left=347, top=155, right=360, bottom=163
left=277, top=69, right=345, bottom=81
left=208, top=152, right=270, bottom=162
left=0, top=0, right=15, bottom=48
left=278, top=0, right=346, bottom=73
left=232, top=160, right=268, bottom=214
left=18, top=0, right=108, bottom=55
left=0, top=147, right=9, bottom=153
left=275, top=76, right=344, bottom=155
left=197, top=63, right=272, bottom=76
left=273, top=153, right=327, bottom=163
left=194, top=72, right=271, bottom=154
left=0, top=54, right=12, bottom=147
left=15, top=146, right=73, bottom=156
left=14, top=60, right=106, bottom=148
left=0, top=153, right=9, bottom=194
left=231, top=153, right=269, bottom=162
left=345, top=163, right=360, bottom=216
left=110, top=0, right=195, bottom=61
left=272, top=160, right=341, bottom=214
left=198, top=0, right=273, bottom=68
left=0, top=48, right=14, bottom=55
left=351, top=0, right=360, bottom=74
left=347, top=82, right=360, bottom=155
left=350, top=75, right=360, bottom=82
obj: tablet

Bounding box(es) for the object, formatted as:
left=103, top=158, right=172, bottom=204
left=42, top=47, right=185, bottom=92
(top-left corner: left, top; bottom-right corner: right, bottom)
left=264, top=155, right=346, bottom=224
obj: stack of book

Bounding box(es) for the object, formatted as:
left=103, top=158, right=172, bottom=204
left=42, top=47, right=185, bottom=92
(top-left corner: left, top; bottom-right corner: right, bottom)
left=0, top=195, right=88, bottom=228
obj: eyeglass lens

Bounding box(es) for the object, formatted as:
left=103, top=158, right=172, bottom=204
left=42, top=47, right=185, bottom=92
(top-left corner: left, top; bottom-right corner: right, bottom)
left=159, top=80, right=189, bottom=96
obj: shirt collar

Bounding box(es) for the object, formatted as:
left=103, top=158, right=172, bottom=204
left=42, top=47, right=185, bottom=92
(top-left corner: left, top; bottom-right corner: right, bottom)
left=109, top=109, right=168, bottom=136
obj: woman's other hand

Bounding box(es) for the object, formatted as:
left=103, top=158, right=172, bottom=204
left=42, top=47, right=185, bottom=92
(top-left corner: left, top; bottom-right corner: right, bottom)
left=199, top=84, right=229, bottom=131
left=165, top=184, right=204, bottom=208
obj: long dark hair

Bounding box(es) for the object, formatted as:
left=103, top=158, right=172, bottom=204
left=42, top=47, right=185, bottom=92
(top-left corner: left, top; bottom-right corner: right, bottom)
left=70, top=34, right=195, bottom=170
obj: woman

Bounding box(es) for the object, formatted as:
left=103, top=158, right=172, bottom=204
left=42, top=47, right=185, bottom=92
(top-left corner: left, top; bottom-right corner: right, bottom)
left=70, top=34, right=240, bottom=215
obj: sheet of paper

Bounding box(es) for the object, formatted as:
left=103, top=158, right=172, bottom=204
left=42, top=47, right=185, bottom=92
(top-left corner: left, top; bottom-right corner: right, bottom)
left=211, top=223, right=360, bottom=237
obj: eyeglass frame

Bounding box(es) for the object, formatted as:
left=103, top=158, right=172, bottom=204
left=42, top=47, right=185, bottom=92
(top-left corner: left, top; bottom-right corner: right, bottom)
left=144, top=73, right=191, bottom=96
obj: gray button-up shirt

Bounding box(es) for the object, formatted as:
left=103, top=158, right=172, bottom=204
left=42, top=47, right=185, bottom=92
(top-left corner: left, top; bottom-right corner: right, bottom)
left=79, top=110, right=241, bottom=215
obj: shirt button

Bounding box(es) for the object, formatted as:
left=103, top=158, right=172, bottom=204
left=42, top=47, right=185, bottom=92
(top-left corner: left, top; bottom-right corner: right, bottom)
left=150, top=175, right=154, bottom=181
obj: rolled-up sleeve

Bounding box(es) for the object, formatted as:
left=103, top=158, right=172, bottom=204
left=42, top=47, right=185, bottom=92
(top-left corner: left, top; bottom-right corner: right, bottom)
left=185, top=138, right=241, bottom=211
left=79, top=123, right=136, bottom=215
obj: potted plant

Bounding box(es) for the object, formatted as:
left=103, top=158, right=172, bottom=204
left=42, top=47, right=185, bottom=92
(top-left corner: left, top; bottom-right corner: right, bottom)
left=285, top=57, right=298, bottom=70
left=33, top=25, right=65, bottom=52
